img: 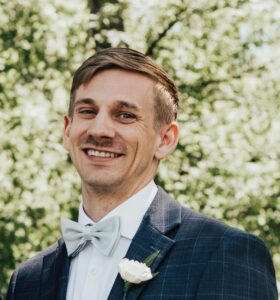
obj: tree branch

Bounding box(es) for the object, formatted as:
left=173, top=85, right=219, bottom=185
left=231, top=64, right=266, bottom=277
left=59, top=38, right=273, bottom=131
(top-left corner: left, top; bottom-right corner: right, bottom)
left=145, top=8, right=186, bottom=57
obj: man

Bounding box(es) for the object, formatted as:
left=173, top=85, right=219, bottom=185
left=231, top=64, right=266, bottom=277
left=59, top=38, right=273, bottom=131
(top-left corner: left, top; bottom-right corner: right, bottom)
left=7, top=48, right=278, bottom=299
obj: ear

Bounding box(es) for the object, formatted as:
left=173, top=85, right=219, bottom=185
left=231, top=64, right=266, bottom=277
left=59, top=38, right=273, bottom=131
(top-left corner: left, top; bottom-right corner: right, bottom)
left=155, top=122, right=179, bottom=160
left=63, top=115, right=72, bottom=151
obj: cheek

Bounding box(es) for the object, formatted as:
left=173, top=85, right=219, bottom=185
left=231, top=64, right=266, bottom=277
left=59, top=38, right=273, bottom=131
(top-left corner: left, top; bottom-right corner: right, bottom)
left=136, top=135, right=157, bottom=157
left=69, top=124, right=87, bottom=142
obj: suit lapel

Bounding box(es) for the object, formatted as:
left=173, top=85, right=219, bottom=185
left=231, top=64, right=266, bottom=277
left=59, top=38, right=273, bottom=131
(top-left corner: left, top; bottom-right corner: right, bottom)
left=40, top=239, right=70, bottom=300
left=108, top=187, right=182, bottom=300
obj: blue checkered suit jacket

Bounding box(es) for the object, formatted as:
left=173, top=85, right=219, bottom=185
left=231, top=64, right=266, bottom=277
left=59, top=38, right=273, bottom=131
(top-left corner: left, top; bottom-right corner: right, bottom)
left=7, top=187, right=278, bottom=299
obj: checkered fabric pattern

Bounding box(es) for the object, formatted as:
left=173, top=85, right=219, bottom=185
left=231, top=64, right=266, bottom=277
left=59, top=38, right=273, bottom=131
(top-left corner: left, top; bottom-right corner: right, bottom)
left=7, top=187, right=278, bottom=300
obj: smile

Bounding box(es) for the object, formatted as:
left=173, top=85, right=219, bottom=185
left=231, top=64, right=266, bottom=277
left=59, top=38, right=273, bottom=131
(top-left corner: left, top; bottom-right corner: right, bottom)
left=85, top=149, right=121, bottom=158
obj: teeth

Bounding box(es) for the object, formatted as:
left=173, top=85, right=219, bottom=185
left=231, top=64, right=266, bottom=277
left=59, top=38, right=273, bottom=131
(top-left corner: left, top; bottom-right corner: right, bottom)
left=87, top=150, right=119, bottom=158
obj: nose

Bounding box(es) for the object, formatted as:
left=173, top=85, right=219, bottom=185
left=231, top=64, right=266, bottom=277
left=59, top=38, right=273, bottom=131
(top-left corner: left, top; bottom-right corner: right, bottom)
left=86, top=111, right=115, bottom=139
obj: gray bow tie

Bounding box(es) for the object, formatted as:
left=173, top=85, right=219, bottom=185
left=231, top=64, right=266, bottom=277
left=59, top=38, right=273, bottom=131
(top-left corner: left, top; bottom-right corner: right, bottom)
left=61, top=216, right=121, bottom=257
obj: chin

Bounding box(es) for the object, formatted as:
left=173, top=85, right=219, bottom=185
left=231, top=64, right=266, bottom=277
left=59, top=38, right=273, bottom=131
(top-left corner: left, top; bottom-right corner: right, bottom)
left=84, top=178, right=121, bottom=189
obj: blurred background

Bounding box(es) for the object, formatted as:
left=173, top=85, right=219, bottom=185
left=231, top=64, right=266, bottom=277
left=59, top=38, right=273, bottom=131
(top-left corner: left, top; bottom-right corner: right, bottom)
left=1, top=0, right=280, bottom=296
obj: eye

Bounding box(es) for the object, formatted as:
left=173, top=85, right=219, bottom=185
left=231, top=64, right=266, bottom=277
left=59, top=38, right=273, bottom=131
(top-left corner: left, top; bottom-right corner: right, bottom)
left=117, top=112, right=136, bottom=123
left=77, top=108, right=97, bottom=115
left=74, top=107, right=98, bottom=119
left=120, top=112, right=134, bottom=119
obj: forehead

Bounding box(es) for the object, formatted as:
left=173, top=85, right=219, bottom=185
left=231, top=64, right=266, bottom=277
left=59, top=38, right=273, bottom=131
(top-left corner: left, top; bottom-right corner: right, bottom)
left=75, top=69, right=156, bottom=108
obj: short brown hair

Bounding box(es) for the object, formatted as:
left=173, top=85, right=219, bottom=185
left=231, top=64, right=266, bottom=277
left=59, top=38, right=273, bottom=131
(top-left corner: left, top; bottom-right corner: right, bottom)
left=69, top=48, right=179, bottom=129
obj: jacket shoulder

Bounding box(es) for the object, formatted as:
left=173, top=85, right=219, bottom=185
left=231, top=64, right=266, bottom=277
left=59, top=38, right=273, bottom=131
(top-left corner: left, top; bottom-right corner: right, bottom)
left=159, top=186, right=274, bottom=271
left=17, top=240, right=60, bottom=272
left=156, top=189, right=278, bottom=298
left=7, top=241, right=61, bottom=300
left=179, top=203, right=267, bottom=248
left=184, top=209, right=278, bottom=298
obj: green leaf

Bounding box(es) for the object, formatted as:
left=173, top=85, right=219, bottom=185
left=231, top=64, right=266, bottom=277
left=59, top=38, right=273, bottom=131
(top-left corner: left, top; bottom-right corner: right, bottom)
left=143, top=250, right=160, bottom=267
left=152, top=272, right=159, bottom=278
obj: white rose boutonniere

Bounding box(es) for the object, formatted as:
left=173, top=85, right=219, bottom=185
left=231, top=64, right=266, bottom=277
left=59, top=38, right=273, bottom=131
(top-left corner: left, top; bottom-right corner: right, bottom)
left=118, top=258, right=153, bottom=284
left=118, top=250, right=160, bottom=300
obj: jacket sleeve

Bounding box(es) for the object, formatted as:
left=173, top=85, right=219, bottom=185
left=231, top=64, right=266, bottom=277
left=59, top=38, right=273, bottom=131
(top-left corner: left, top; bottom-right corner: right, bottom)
left=196, top=232, right=278, bottom=299
left=6, top=269, right=18, bottom=300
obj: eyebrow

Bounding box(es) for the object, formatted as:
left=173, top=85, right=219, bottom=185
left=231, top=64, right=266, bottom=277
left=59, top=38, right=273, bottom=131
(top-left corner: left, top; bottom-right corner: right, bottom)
left=74, top=98, right=140, bottom=112
left=74, top=98, right=96, bottom=107
left=114, top=100, right=140, bottom=112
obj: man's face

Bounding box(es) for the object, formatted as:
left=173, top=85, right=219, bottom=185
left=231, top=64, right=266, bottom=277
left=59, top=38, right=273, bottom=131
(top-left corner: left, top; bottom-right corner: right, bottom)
left=64, top=69, right=166, bottom=194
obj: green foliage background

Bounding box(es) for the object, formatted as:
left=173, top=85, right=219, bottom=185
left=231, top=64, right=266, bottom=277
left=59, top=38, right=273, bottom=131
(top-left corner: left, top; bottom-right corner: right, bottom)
left=1, top=0, right=280, bottom=295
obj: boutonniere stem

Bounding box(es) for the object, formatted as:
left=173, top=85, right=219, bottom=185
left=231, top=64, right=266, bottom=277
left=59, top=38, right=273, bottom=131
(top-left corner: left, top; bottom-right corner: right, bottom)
left=118, top=250, right=160, bottom=300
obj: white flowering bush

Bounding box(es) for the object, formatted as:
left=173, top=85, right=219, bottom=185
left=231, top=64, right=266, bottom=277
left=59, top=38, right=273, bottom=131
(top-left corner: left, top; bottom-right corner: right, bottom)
left=1, top=0, right=280, bottom=295
left=0, top=0, right=94, bottom=293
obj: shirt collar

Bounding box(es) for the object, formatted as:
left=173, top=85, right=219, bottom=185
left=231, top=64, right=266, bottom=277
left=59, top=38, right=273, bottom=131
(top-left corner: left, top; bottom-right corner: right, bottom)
left=78, top=181, right=158, bottom=240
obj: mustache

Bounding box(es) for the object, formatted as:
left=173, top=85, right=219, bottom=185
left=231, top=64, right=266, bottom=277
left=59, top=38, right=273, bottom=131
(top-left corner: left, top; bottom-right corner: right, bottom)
left=79, top=135, right=125, bottom=151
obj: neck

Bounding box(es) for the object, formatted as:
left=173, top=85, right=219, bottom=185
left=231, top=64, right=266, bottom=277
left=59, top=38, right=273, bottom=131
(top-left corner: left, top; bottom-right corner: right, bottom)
left=81, top=180, right=152, bottom=222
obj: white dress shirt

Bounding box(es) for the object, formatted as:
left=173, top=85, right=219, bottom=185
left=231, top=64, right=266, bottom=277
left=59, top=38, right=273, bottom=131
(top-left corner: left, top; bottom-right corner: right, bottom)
left=66, top=181, right=158, bottom=300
